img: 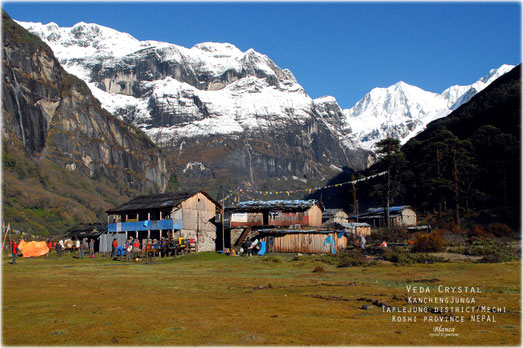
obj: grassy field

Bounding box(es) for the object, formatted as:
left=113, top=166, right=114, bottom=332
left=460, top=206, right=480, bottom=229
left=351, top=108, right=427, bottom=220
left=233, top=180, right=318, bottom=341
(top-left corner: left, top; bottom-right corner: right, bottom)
left=2, top=252, right=520, bottom=346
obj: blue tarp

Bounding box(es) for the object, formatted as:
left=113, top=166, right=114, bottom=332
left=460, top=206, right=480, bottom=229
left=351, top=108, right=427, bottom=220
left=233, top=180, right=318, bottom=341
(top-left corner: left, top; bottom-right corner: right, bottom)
left=258, top=241, right=266, bottom=255
left=366, top=206, right=410, bottom=213
left=108, top=219, right=181, bottom=233
left=324, top=235, right=336, bottom=254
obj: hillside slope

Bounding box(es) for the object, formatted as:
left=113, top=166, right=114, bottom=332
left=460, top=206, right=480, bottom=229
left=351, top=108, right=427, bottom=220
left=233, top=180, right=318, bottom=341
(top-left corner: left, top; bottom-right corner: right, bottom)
left=2, top=11, right=169, bottom=235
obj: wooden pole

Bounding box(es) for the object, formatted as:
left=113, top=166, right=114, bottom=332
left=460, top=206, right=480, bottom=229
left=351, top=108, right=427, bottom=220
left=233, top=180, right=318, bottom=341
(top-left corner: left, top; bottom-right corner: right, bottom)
left=352, top=176, right=357, bottom=216
left=1, top=223, right=9, bottom=251
left=222, top=187, right=225, bottom=252
left=9, top=222, right=13, bottom=256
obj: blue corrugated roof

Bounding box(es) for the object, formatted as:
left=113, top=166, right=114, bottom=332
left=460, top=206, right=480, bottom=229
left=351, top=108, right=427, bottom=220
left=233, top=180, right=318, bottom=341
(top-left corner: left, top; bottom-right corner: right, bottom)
left=366, top=206, right=412, bottom=214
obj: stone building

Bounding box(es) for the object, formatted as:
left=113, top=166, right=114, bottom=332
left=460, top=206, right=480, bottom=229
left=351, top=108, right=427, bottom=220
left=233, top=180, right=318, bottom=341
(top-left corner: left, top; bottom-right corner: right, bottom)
left=322, top=209, right=350, bottom=226
left=351, top=206, right=417, bottom=228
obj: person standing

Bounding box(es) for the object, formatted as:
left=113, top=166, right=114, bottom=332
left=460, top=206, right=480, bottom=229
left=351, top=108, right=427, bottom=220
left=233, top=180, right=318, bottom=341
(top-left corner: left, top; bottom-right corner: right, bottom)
left=56, top=241, right=63, bottom=260
left=89, top=238, right=95, bottom=258
left=11, top=240, right=19, bottom=265
left=360, top=234, right=366, bottom=250
left=132, top=237, right=140, bottom=260
left=79, top=238, right=87, bottom=259
left=124, top=238, right=132, bottom=262
left=111, top=238, right=118, bottom=259
left=46, top=239, right=53, bottom=258
left=244, top=237, right=253, bottom=257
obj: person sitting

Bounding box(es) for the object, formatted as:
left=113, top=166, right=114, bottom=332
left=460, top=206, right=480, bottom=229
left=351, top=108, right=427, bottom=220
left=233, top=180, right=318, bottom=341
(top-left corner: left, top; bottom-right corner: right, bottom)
left=177, top=237, right=187, bottom=254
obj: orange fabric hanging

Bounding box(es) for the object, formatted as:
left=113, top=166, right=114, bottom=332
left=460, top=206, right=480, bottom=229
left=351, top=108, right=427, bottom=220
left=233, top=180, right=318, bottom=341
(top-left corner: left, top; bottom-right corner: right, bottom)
left=18, top=240, right=49, bottom=257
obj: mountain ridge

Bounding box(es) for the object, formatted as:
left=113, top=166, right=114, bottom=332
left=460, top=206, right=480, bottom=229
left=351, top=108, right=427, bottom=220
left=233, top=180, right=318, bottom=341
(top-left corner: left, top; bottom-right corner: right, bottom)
left=16, top=19, right=515, bottom=192
left=20, top=20, right=514, bottom=155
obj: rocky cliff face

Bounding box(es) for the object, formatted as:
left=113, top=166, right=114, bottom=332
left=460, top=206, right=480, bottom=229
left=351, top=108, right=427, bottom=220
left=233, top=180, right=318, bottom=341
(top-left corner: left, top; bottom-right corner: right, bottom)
left=2, top=12, right=168, bottom=192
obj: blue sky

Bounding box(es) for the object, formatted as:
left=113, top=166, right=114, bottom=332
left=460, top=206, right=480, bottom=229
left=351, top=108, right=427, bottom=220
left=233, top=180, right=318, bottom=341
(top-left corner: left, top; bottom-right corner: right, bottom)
left=3, top=2, right=521, bottom=108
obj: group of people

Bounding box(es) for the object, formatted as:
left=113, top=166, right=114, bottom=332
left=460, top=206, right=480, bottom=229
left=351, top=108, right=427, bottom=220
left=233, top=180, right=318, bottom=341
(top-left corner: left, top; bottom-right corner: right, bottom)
left=45, top=238, right=95, bottom=260
left=241, top=237, right=260, bottom=256
left=111, top=236, right=192, bottom=262
left=115, top=236, right=142, bottom=262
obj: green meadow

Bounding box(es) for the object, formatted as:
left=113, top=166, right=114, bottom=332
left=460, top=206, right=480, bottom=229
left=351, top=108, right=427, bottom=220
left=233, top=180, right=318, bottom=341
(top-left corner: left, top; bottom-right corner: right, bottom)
left=2, top=252, right=520, bottom=346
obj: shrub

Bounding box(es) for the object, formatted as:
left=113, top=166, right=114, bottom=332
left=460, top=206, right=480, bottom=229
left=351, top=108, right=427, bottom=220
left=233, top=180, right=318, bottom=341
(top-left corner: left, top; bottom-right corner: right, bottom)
left=336, top=249, right=368, bottom=268
left=487, top=223, right=514, bottom=238
left=465, top=239, right=520, bottom=263
left=383, top=248, right=413, bottom=264
left=468, top=225, right=494, bottom=240
left=412, top=231, right=444, bottom=252
left=370, top=226, right=408, bottom=244
left=315, top=250, right=369, bottom=267
left=383, top=247, right=445, bottom=265
left=262, top=255, right=282, bottom=263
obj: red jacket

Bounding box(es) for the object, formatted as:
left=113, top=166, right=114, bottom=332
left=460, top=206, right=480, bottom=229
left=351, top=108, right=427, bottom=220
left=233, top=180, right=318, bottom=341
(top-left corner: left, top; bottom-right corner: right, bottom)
left=112, top=240, right=118, bottom=248
left=12, top=242, right=18, bottom=254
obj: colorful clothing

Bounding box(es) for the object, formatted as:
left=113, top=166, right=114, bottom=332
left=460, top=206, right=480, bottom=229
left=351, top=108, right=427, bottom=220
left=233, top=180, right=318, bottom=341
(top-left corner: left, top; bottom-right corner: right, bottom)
left=11, top=242, right=18, bottom=265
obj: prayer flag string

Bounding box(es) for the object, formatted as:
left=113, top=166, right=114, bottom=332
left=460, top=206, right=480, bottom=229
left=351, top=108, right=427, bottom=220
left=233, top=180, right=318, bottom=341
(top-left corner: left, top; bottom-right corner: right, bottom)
left=219, top=171, right=387, bottom=202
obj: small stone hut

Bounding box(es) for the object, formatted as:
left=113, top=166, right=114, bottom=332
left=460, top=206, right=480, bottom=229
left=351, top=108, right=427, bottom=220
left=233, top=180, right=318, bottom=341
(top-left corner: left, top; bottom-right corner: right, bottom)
left=351, top=206, right=416, bottom=228
left=322, top=209, right=350, bottom=226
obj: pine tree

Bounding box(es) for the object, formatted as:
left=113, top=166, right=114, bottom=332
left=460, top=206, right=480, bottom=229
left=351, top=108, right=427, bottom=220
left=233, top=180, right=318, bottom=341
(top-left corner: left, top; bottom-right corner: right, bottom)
left=375, top=137, right=405, bottom=227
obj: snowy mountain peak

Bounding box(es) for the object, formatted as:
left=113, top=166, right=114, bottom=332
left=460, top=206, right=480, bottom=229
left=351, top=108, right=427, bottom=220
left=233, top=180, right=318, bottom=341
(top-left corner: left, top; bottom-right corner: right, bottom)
left=480, top=64, right=515, bottom=84
left=192, top=42, right=243, bottom=56
left=314, top=95, right=339, bottom=104
left=392, top=80, right=409, bottom=88
left=344, top=64, right=515, bottom=150
left=442, top=64, right=515, bottom=110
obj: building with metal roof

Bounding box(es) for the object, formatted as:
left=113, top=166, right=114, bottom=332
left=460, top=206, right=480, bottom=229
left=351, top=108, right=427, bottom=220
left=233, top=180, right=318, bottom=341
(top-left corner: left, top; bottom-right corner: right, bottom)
left=105, top=191, right=221, bottom=252
left=350, top=205, right=416, bottom=228
left=226, top=199, right=323, bottom=228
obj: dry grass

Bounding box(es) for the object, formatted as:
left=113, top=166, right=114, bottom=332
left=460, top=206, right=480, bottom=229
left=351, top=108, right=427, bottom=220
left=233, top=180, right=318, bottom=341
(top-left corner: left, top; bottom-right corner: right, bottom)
left=2, top=252, right=520, bottom=345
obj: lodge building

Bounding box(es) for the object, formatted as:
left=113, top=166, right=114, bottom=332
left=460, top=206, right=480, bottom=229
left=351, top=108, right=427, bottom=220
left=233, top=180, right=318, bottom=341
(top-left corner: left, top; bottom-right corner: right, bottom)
left=104, top=191, right=220, bottom=252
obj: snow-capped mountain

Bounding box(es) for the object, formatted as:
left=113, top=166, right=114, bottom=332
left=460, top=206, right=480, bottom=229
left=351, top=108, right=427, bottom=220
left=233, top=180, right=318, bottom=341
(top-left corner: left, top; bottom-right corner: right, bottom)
left=17, top=20, right=372, bottom=188
left=18, top=19, right=515, bottom=169
left=343, top=64, right=515, bottom=150
left=17, top=21, right=308, bottom=143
